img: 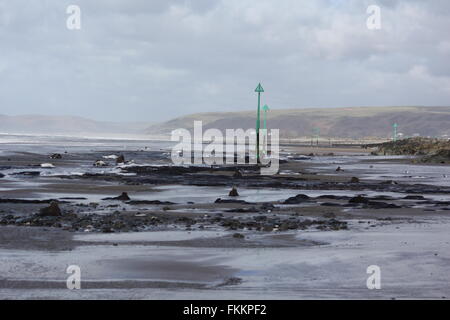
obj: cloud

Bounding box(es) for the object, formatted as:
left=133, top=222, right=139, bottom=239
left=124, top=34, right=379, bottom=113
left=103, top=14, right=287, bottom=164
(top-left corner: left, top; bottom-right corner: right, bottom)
left=0, top=0, right=449, bottom=121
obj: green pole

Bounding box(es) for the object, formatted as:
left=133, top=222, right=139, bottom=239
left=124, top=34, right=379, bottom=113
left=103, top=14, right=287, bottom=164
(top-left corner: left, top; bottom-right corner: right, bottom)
left=255, top=83, right=264, bottom=163
left=262, top=104, right=269, bottom=130
left=393, top=123, right=398, bottom=142
left=257, top=92, right=260, bottom=163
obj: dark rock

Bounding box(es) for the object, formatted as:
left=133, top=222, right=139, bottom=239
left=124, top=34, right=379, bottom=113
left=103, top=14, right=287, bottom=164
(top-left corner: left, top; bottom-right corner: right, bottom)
left=349, top=177, right=360, bottom=183
left=260, top=203, right=275, bottom=210
left=283, top=194, right=310, bottom=204
left=101, top=226, right=114, bottom=233
left=116, top=155, right=125, bottom=164
left=422, top=149, right=450, bottom=164
left=320, top=202, right=342, bottom=207
left=233, top=170, right=243, bottom=178
left=229, top=187, right=239, bottom=197
left=0, top=198, right=59, bottom=204
left=102, top=192, right=130, bottom=201
left=217, top=277, right=242, bottom=287
left=316, top=195, right=350, bottom=200
left=0, top=173, right=4, bottom=178
left=60, top=197, right=87, bottom=200
left=11, top=171, right=41, bottom=177
left=50, top=153, right=62, bottom=159
left=371, top=196, right=395, bottom=201
left=367, top=201, right=401, bottom=209
left=349, top=195, right=369, bottom=204
left=38, top=202, right=62, bottom=217
left=380, top=180, right=398, bottom=185
left=215, top=198, right=250, bottom=204
left=232, top=233, right=245, bottom=239
left=403, top=195, right=426, bottom=200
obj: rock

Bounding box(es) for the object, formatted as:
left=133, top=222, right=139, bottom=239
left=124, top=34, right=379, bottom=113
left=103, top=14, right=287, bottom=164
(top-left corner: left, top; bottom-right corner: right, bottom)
left=38, top=202, right=62, bottom=217
left=217, top=277, right=243, bottom=287
left=349, top=195, right=369, bottom=204
left=349, top=177, right=360, bottom=183
left=215, top=198, right=250, bottom=204
left=289, top=155, right=311, bottom=160
left=93, top=160, right=108, bottom=167
left=403, top=195, right=426, bottom=200
left=11, top=171, right=40, bottom=177
left=233, top=170, right=243, bottom=178
left=422, top=149, right=450, bottom=164
left=232, top=233, right=245, bottom=239
left=260, top=203, right=275, bottom=210
left=101, top=226, right=114, bottom=233
left=50, top=153, right=62, bottom=159
left=380, top=180, right=398, bottom=185
left=316, top=195, right=350, bottom=200
left=372, top=137, right=450, bottom=159
left=263, top=225, right=274, bottom=232
left=283, top=194, right=310, bottom=204
left=0, top=173, right=4, bottom=178
left=116, top=155, right=125, bottom=164
left=229, top=187, right=239, bottom=197
left=102, top=192, right=131, bottom=201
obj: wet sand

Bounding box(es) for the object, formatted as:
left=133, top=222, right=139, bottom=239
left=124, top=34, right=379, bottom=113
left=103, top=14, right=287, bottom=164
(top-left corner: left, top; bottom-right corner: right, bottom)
left=1, top=138, right=450, bottom=299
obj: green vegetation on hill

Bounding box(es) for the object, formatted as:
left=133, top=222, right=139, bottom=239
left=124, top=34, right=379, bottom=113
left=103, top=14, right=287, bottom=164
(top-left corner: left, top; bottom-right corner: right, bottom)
left=372, top=137, right=450, bottom=164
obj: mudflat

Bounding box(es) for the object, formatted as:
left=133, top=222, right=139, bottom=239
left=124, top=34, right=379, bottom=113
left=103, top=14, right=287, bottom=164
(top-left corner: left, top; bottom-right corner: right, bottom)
left=1, top=137, right=450, bottom=299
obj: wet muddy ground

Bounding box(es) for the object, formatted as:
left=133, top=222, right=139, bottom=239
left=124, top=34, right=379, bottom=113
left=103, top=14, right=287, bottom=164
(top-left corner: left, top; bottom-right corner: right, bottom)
left=1, top=136, right=450, bottom=299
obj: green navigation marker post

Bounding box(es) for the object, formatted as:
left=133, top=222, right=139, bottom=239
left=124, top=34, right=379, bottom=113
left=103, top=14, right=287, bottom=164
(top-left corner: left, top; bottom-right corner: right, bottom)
left=255, top=83, right=264, bottom=163
left=311, top=127, right=320, bottom=145
left=262, top=104, right=269, bottom=131
left=262, top=104, right=269, bottom=155
left=393, top=123, right=398, bottom=142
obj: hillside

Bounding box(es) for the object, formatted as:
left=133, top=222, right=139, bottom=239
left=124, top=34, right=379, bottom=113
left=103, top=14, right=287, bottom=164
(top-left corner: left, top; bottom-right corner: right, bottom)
left=145, top=107, right=450, bottom=139
left=0, top=114, right=150, bottom=136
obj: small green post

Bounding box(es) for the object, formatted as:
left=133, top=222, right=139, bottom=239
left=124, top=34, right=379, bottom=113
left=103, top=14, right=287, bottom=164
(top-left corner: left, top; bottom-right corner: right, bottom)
left=262, top=104, right=269, bottom=155
left=262, top=104, right=269, bottom=131
left=393, top=123, right=398, bottom=142
left=313, top=127, right=320, bottom=146
left=255, top=83, right=264, bottom=163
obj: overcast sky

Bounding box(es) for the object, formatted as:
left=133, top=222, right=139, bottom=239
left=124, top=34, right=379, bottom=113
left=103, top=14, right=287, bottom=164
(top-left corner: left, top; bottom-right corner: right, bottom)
left=1, top=0, right=449, bottom=122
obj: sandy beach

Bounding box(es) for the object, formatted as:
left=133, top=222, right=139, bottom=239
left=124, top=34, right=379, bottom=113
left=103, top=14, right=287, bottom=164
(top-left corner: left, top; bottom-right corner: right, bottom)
left=0, top=135, right=450, bottom=299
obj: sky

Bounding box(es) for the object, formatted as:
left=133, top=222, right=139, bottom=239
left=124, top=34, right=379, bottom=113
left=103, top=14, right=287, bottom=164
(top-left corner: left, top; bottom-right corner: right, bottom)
left=0, top=0, right=449, bottom=122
